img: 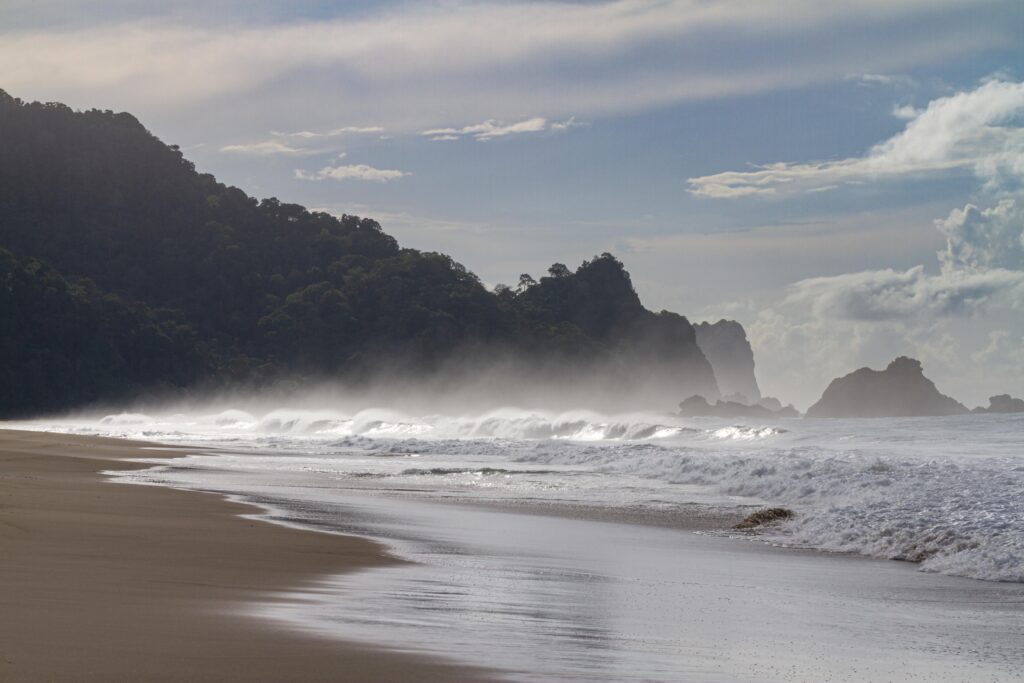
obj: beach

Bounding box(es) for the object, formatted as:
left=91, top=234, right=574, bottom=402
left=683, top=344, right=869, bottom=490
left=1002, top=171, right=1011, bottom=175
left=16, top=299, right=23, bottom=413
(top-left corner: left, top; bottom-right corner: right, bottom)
left=4, top=419, right=1024, bottom=682
left=0, top=429, right=496, bottom=682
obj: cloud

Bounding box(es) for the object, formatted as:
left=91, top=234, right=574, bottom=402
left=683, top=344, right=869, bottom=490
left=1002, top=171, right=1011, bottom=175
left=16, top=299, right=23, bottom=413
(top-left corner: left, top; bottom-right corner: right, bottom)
left=848, top=73, right=918, bottom=88
left=222, top=125, right=387, bottom=157
left=715, top=80, right=1024, bottom=406
left=938, top=199, right=1024, bottom=272
left=219, top=140, right=317, bottom=155
left=782, top=266, right=1024, bottom=322
left=736, top=168, right=1024, bottom=409
left=295, top=155, right=409, bottom=182
left=688, top=79, right=1024, bottom=198
left=272, top=126, right=385, bottom=139
left=745, top=274, right=1024, bottom=409
left=892, top=104, right=922, bottom=120
left=0, top=0, right=1004, bottom=136
left=757, top=196, right=1023, bottom=336
left=741, top=195, right=1024, bottom=407
left=422, top=116, right=578, bottom=141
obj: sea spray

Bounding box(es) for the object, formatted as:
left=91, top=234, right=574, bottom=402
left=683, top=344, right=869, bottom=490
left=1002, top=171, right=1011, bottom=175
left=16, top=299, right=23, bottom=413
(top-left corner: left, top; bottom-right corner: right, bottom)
left=22, top=408, right=1024, bottom=582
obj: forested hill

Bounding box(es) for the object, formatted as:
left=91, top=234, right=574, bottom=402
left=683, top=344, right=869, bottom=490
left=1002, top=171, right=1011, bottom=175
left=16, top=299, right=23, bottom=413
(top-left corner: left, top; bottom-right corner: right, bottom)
left=0, top=89, right=719, bottom=415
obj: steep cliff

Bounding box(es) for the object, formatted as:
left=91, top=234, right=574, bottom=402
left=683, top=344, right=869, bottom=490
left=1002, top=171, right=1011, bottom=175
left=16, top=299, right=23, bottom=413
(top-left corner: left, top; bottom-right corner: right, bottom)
left=694, top=320, right=761, bottom=403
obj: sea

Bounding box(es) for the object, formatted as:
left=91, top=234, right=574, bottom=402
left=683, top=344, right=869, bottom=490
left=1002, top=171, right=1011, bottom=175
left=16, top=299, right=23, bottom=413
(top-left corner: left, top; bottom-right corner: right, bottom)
left=20, top=407, right=1024, bottom=681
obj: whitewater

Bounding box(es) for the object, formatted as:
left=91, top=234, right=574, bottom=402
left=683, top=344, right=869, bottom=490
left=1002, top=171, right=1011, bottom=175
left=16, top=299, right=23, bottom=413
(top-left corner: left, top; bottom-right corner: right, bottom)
left=26, top=406, right=1024, bottom=583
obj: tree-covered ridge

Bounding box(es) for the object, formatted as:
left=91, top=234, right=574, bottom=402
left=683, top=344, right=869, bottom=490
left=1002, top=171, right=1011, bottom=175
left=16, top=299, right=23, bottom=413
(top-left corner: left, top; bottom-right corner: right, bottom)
left=0, top=89, right=499, bottom=374
left=0, top=248, right=203, bottom=413
left=0, top=90, right=718, bottom=415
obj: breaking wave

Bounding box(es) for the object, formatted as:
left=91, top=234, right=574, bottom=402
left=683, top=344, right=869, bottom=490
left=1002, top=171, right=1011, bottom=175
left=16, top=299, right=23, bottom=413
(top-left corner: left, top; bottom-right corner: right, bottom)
left=25, top=407, right=1024, bottom=582
left=79, top=408, right=702, bottom=443
left=513, top=437, right=1024, bottom=582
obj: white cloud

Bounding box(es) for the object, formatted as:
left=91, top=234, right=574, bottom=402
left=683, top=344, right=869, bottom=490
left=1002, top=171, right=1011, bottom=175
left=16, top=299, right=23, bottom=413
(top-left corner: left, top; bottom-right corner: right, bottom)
left=219, top=140, right=317, bottom=155
left=272, top=126, right=385, bottom=139
left=422, top=116, right=579, bottom=141
left=295, top=158, right=409, bottom=183
left=688, top=79, right=1024, bottom=198
left=892, top=104, right=922, bottom=120
left=704, top=79, right=1024, bottom=406
left=782, top=265, right=1024, bottom=322
left=224, top=125, right=386, bottom=157
left=742, top=197, right=1024, bottom=407
left=848, top=73, right=918, bottom=88
left=938, top=199, right=1024, bottom=272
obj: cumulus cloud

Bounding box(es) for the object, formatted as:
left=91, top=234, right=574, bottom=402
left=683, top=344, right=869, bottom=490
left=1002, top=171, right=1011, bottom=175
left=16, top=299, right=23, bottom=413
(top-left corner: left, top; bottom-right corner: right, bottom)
left=744, top=195, right=1024, bottom=407
left=938, top=199, right=1024, bottom=272
left=727, top=85, right=1024, bottom=406
left=688, top=79, right=1024, bottom=198
left=758, top=196, right=1023, bottom=336
left=422, top=116, right=578, bottom=141
left=294, top=154, right=409, bottom=183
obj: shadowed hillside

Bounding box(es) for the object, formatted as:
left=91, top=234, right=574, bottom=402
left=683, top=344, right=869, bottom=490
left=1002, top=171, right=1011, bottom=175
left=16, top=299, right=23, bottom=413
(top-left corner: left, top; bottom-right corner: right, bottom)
left=0, top=90, right=729, bottom=415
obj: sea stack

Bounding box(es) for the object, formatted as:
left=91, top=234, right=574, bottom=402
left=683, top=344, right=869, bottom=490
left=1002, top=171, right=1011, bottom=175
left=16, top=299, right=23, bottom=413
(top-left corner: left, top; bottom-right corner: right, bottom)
left=973, top=395, right=1024, bottom=414
left=694, top=320, right=761, bottom=404
left=806, top=357, right=968, bottom=418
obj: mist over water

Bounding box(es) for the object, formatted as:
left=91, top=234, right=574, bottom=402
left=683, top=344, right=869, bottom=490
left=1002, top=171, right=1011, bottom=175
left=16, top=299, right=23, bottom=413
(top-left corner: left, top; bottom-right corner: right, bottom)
left=24, top=392, right=1024, bottom=584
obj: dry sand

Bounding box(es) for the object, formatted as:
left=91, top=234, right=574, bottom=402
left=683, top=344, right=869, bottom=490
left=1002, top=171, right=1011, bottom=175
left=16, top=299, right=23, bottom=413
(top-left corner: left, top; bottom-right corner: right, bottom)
left=0, top=429, right=498, bottom=682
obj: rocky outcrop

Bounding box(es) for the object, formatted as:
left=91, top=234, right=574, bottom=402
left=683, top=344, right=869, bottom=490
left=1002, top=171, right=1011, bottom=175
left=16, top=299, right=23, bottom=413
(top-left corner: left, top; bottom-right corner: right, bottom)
left=517, top=254, right=721, bottom=406
left=694, top=320, right=761, bottom=404
left=679, top=395, right=800, bottom=418
left=973, top=395, right=1024, bottom=414
left=806, top=357, right=968, bottom=418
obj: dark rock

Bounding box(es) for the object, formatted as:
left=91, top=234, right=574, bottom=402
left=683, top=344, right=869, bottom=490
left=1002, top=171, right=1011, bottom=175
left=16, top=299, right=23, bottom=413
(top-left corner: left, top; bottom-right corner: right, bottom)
left=773, top=405, right=800, bottom=418
left=973, top=394, right=1024, bottom=413
left=734, top=507, right=795, bottom=529
left=806, top=357, right=968, bottom=418
left=695, top=320, right=761, bottom=403
left=679, top=394, right=800, bottom=418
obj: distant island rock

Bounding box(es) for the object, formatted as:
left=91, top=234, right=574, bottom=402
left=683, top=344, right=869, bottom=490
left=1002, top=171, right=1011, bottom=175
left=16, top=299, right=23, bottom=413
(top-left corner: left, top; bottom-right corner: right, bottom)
left=679, top=395, right=799, bottom=418
left=973, top=395, right=1024, bottom=414
left=694, top=320, right=761, bottom=404
left=806, top=357, right=968, bottom=418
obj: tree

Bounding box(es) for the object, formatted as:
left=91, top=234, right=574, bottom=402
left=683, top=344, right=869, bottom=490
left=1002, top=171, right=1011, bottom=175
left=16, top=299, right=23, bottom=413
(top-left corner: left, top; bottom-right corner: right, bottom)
left=547, top=263, right=570, bottom=278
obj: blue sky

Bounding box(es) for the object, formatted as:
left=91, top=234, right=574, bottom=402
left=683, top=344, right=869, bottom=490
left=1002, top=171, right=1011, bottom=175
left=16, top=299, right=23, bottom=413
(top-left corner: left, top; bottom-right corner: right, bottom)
left=2, top=0, right=1023, bottom=407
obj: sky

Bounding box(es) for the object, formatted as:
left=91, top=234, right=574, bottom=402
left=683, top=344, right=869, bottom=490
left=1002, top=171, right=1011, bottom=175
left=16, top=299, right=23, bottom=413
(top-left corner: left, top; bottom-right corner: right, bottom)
left=2, top=0, right=1023, bottom=408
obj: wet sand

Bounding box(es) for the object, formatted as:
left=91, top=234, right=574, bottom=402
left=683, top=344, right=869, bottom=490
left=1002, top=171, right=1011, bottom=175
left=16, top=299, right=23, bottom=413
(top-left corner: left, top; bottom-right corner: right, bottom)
left=0, top=429, right=497, bottom=682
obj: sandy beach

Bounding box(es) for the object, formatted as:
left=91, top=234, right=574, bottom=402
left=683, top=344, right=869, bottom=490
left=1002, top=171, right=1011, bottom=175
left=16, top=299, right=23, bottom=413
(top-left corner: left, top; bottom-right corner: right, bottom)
left=4, top=424, right=1023, bottom=682
left=0, top=429, right=497, bottom=682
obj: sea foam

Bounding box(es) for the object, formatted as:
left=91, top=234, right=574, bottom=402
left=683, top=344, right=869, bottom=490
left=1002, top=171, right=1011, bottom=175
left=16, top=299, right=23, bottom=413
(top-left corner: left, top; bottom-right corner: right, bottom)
left=25, top=408, right=1024, bottom=582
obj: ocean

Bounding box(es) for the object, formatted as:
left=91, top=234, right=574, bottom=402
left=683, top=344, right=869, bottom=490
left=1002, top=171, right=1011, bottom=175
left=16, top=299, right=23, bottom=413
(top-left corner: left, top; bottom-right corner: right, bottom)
left=21, top=407, right=1024, bottom=681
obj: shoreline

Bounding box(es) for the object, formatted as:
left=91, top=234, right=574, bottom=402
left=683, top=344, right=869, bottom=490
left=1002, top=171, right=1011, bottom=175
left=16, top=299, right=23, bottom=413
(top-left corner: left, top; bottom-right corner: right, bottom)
left=0, top=428, right=499, bottom=682
left=5, top=427, right=1023, bottom=681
